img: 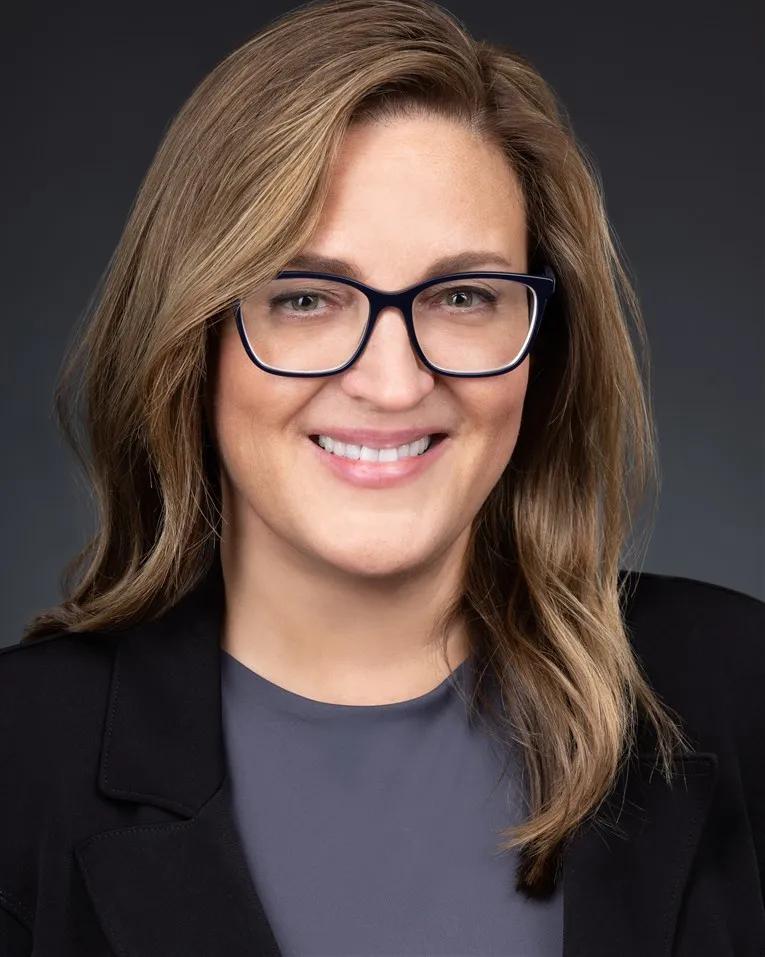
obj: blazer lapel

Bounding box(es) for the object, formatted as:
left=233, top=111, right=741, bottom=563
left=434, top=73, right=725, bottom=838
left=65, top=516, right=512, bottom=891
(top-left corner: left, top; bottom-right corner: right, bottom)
left=75, top=559, right=282, bottom=956
left=75, top=560, right=719, bottom=957
left=561, top=746, right=718, bottom=957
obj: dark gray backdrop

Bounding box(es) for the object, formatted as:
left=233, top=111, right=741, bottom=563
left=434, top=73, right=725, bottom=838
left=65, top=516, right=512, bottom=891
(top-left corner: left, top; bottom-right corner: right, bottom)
left=2, top=0, right=763, bottom=647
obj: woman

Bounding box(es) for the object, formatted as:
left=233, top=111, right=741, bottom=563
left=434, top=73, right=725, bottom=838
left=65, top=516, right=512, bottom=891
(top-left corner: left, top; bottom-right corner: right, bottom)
left=1, top=0, right=763, bottom=953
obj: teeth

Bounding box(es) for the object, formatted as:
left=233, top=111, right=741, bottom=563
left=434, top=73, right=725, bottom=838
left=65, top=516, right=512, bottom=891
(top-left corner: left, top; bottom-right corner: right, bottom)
left=316, top=435, right=434, bottom=461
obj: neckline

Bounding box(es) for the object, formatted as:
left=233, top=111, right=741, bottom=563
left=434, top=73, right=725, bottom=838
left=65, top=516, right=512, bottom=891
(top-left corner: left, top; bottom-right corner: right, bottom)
left=221, top=648, right=474, bottom=719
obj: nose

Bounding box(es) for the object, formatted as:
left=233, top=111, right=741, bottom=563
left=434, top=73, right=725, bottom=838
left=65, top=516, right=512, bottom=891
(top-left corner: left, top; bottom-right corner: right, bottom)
left=339, top=305, right=435, bottom=408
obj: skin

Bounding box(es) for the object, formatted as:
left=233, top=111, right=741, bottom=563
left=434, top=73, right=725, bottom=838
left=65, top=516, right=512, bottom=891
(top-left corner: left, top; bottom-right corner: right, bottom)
left=210, top=115, right=530, bottom=705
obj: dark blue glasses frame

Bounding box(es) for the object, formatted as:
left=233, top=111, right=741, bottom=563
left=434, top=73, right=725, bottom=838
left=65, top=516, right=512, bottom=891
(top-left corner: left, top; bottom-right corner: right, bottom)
left=233, top=265, right=556, bottom=378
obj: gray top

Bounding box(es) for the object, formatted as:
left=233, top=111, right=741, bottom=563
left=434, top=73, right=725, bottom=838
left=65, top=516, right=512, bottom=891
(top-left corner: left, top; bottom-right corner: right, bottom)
left=221, top=649, right=563, bottom=957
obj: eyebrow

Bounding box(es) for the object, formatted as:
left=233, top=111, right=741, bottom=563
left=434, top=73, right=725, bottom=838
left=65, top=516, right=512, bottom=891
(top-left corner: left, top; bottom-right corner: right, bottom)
left=281, top=251, right=520, bottom=283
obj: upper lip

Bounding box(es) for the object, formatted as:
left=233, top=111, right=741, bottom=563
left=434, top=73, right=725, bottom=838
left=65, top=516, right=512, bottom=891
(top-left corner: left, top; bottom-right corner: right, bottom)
left=308, top=428, right=449, bottom=448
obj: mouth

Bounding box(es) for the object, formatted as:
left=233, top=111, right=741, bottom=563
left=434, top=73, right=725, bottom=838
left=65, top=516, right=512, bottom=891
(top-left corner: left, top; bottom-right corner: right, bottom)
left=306, top=431, right=450, bottom=489
left=308, top=433, right=448, bottom=463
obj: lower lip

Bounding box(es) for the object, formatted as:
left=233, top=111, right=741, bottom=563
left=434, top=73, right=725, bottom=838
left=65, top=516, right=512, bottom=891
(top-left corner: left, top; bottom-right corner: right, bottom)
left=307, top=436, right=449, bottom=488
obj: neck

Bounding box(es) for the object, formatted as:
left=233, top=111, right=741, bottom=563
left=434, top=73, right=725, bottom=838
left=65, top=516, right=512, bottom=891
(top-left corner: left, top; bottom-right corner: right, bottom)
left=218, top=515, right=471, bottom=707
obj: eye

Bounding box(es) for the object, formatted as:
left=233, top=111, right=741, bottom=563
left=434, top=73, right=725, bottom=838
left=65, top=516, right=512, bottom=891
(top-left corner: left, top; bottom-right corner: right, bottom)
left=447, top=288, right=487, bottom=307
left=426, top=285, right=497, bottom=309
left=270, top=292, right=325, bottom=311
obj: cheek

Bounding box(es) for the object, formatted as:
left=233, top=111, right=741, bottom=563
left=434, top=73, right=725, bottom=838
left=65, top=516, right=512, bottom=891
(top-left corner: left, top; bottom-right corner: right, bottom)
left=211, top=325, right=258, bottom=450
left=462, top=361, right=529, bottom=457
left=209, top=320, right=288, bottom=490
left=210, top=320, right=317, bottom=486
left=443, top=365, right=528, bottom=515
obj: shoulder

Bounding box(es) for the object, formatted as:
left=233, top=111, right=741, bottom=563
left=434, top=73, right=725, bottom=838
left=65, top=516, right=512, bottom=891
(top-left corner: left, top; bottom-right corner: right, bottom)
left=0, top=629, right=117, bottom=803
left=619, top=568, right=765, bottom=746
left=620, top=566, right=765, bottom=619
left=0, top=629, right=118, bottom=801
left=619, top=568, right=764, bottom=666
left=0, top=629, right=117, bottom=789
left=0, top=630, right=117, bottom=928
left=0, top=628, right=116, bottom=724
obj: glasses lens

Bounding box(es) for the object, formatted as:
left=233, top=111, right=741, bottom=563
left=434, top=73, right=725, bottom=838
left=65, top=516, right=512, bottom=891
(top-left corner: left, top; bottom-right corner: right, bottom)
left=239, top=278, right=370, bottom=373
left=413, top=278, right=535, bottom=373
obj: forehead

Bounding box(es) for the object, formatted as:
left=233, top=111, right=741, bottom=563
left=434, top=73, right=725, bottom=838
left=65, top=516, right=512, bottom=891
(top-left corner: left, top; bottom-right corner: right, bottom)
left=297, top=119, right=528, bottom=284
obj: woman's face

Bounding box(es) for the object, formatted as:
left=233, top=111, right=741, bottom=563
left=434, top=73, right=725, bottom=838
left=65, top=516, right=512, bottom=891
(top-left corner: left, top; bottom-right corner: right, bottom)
left=212, top=114, right=530, bottom=579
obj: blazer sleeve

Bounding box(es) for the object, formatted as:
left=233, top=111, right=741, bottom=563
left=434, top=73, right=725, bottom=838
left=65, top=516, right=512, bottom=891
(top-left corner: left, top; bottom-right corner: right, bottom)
left=0, top=907, right=32, bottom=956
left=724, top=585, right=765, bottom=904
left=0, top=646, right=38, bottom=956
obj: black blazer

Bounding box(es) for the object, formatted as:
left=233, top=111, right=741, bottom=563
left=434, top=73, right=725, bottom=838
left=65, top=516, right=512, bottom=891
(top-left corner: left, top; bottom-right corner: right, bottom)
left=1, top=564, right=763, bottom=957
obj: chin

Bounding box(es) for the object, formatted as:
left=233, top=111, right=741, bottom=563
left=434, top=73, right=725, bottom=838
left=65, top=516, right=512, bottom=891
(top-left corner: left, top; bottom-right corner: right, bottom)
left=309, top=533, right=444, bottom=581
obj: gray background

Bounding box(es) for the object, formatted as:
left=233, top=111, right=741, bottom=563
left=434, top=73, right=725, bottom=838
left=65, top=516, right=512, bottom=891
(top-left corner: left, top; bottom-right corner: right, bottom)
left=2, top=0, right=763, bottom=647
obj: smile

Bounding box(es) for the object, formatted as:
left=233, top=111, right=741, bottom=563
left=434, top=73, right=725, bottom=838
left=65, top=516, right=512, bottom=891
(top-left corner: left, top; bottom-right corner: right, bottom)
left=307, top=433, right=448, bottom=489
left=313, top=434, right=436, bottom=462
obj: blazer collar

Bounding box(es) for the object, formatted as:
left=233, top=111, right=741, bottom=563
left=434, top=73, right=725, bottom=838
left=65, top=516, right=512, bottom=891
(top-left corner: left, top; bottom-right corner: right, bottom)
left=75, top=559, right=719, bottom=957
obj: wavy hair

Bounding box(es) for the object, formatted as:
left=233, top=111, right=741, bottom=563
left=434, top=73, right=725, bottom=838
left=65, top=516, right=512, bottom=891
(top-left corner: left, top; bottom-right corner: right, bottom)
left=23, top=0, right=692, bottom=895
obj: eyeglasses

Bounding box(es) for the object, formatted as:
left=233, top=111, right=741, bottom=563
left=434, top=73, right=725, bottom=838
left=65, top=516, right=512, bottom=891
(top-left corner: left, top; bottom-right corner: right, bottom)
left=232, top=266, right=556, bottom=378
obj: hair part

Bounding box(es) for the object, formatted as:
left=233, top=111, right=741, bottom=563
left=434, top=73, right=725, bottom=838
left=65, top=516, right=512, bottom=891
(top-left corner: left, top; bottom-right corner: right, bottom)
left=23, top=0, right=692, bottom=895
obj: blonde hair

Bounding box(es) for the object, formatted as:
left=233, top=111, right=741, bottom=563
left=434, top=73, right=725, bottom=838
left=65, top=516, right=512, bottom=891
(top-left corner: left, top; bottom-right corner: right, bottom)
left=24, top=0, right=692, bottom=895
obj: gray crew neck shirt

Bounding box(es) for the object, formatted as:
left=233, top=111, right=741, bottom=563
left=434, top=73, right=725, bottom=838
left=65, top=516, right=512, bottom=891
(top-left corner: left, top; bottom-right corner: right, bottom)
left=221, top=650, right=563, bottom=957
